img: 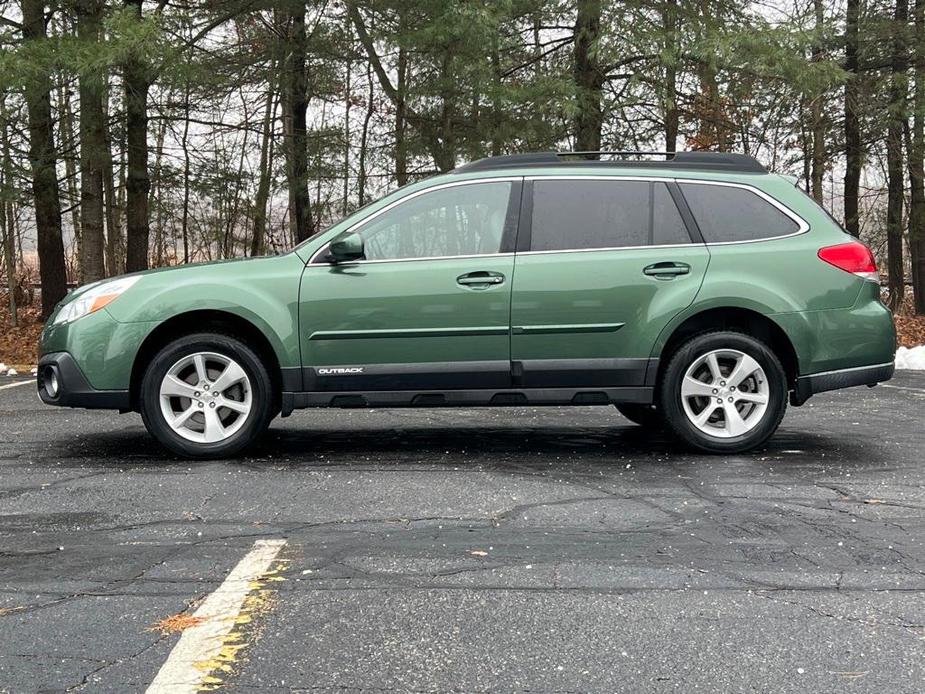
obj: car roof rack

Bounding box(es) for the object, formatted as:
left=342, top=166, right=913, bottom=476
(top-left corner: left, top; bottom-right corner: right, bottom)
left=452, top=151, right=767, bottom=174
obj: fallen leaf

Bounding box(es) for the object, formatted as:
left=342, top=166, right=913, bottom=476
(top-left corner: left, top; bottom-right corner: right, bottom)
left=148, top=613, right=204, bottom=634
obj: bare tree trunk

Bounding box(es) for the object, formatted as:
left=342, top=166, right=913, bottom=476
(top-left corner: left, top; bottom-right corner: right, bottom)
left=912, top=0, right=925, bottom=314
left=251, top=78, right=276, bottom=257
left=282, top=4, right=313, bottom=243
left=662, top=0, right=679, bottom=153
left=22, top=0, right=68, bottom=318
left=395, top=41, right=408, bottom=186
left=180, top=83, right=191, bottom=263
left=809, top=0, right=826, bottom=203
left=343, top=22, right=352, bottom=216
left=844, top=0, right=862, bottom=236
left=490, top=35, right=503, bottom=157
left=357, top=62, right=374, bottom=206
left=57, top=77, right=81, bottom=277
left=149, top=111, right=167, bottom=265
left=123, top=0, right=151, bottom=272
left=102, top=83, right=120, bottom=276
left=77, top=0, right=106, bottom=283
left=573, top=0, right=603, bottom=151
left=887, top=0, right=909, bottom=313
left=0, top=103, right=16, bottom=326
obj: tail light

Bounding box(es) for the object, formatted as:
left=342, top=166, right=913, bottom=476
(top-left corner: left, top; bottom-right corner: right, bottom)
left=818, top=242, right=879, bottom=282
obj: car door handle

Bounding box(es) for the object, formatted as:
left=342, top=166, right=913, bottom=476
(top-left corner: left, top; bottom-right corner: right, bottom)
left=457, top=271, right=505, bottom=287
left=643, top=262, right=691, bottom=279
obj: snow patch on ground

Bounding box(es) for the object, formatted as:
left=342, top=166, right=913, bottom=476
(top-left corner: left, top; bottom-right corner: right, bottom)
left=896, top=346, right=925, bottom=370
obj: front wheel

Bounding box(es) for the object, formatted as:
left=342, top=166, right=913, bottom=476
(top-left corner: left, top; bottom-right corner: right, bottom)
left=139, top=333, right=274, bottom=458
left=659, top=331, right=787, bottom=454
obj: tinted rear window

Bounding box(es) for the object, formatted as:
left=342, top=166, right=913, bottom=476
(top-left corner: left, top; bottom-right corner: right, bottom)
left=679, top=183, right=799, bottom=243
left=530, top=180, right=692, bottom=251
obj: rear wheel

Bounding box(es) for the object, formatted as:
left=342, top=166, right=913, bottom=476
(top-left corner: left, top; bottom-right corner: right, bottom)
left=139, top=333, right=274, bottom=458
left=660, top=331, right=787, bottom=453
left=615, top=403, right=663, bottom=428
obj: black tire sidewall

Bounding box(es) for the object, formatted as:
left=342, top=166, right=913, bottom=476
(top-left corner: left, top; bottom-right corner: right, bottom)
left=140, top=333, right=273, bottom=458
left=660, top=331, right=787, bottom=453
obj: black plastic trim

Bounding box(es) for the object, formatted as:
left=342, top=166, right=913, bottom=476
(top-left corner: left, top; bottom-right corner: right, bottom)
left=499, top=179, right=523, bottom=254
left=518, top=358, right=650, bottom=388
left=516, top=180, right=534, bottom=252
left=791, top=362, right=894, bottom=406
left=37, top=352, right=131, bottom=410
left=667, top=181, right=704, bottom=244
left=453, top=152, right=767, bottom=174
left=282, top=386, right=653, bottom=411
left=303, top=360, right=512, bottom=392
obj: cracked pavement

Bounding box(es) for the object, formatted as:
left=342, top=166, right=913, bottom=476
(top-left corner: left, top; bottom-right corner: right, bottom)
left=1, top=373, right=924, bottom=692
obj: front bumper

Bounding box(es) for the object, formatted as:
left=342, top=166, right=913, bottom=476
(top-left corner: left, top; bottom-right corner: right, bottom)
left=37, top=352, right=131, bottom=410
left=791, top=361, right=895, bottom=406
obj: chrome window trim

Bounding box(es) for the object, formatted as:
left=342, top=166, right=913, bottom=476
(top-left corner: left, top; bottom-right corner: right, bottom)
left=522, top=174, right=810, bottom=252
left=308, top=176, right=520, bottom=265
left=308, top=173, right=811, bottom=264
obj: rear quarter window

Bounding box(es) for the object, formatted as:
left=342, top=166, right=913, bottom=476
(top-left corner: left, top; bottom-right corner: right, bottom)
left=679, top=183, right=800, bottom=243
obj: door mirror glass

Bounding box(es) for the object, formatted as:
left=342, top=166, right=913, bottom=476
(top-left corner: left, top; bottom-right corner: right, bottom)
left=328, top=231, right=365, bottom=263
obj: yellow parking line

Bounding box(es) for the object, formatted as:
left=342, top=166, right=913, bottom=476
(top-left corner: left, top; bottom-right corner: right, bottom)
left=145, top=539, right=287, bottom=694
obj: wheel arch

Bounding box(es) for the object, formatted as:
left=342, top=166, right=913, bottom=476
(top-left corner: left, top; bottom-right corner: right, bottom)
left=652, top=306, right=800, bottom=389
left=130, top=309, right=287, bottom=410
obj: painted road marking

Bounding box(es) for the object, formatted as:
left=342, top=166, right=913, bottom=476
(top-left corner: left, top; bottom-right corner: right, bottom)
left=0, top=380, right=31, bottom=390
left=146, top=539, right=286, bottom=694
left=880, top=383, right=925, bottom=394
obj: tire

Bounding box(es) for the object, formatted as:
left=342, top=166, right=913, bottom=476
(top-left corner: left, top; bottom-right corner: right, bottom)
left=659, top=331, right=787, bottom=454
left=139, top=333, right=274, bottom=458
left=615, top=403, right=663, bottom=428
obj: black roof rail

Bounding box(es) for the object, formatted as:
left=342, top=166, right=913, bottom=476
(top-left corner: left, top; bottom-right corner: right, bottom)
left=453, top=150, right=767, bottom=174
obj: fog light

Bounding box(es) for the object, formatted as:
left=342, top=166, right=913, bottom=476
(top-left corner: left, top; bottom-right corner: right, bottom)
left=44, top=367, right=59, bottom=398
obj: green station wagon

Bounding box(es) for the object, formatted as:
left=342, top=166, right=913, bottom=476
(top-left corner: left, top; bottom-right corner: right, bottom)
left=38, top=151, right=896, bottom=458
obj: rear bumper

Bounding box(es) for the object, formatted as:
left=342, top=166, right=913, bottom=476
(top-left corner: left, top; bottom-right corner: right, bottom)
left=37, top=352, right=131, bottom=410
left=791, top=361, right=894, bottom=406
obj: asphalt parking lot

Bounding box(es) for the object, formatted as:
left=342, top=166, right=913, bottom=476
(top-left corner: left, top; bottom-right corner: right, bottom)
left=1, top=372, right=924, bottom=693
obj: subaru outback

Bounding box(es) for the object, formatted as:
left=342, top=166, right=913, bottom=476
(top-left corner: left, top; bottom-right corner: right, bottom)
left=37, top=151, right=896, bottom=458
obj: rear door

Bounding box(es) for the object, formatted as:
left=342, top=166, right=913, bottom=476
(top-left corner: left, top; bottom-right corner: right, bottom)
left=510, top=176, right=709, bottom=387
left=299, top=178, right=520, bottom=392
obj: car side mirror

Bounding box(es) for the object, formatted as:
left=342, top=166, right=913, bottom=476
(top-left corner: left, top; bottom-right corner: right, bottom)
left=328, top=231, right=365, bottom=263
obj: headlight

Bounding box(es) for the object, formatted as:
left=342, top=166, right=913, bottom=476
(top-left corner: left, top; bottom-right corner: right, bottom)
left=52, top=276, right=141, bottom=325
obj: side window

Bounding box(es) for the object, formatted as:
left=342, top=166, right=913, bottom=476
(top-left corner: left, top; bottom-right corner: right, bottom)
left=529, top=180, right=693, bottom=251
left=679, top=183, right=800, bottom=243
left=355, top=181, right=512, bottom=261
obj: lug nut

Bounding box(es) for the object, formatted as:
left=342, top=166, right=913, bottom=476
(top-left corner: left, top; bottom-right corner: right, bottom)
left=728, top=397, right=734, bottom=402
left=720, top=381, right=726, bottom=386
left=209, top=402, right=216, bottom=408
left=198, top=402, right=204, bottom=408
left=712, top=389, right=718, bottom=394
left=194, top=391, right=200, bottom=397
left=716, top=398, right=723, bottom=404
left=213, top=392, right=219, bottom=397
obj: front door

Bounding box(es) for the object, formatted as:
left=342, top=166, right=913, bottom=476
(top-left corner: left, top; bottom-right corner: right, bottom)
left=510, top=177, right=709, bottom=388
left=299, top=179, right=521, bottom=392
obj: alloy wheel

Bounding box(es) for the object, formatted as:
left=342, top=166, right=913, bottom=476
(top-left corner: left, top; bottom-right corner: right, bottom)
left=680, top=348, right=769, bottom=438
left=158, top=351, right=252, bottom=443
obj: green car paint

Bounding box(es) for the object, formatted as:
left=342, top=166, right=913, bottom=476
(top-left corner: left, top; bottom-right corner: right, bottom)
left=38, top=155, right=895, bottom=416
